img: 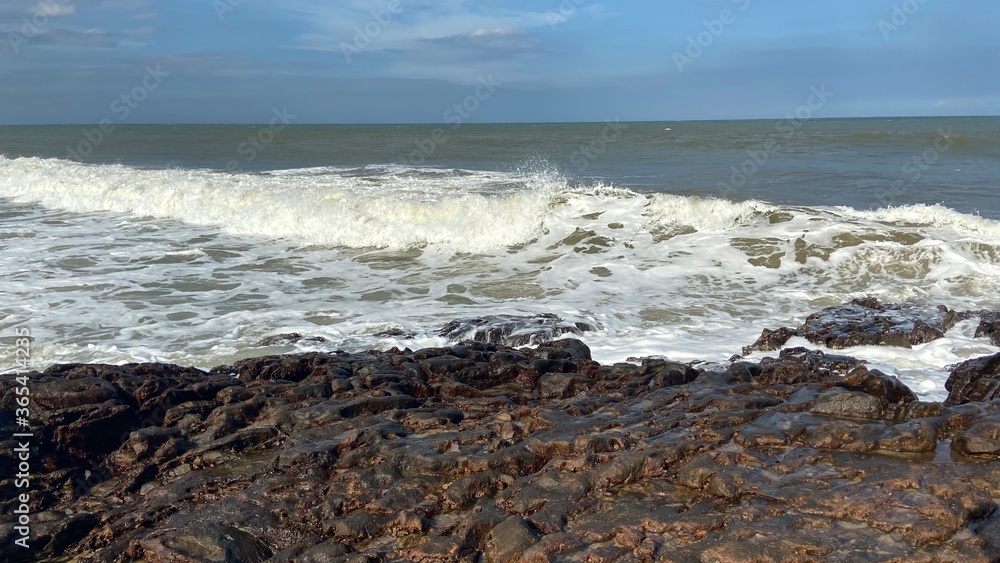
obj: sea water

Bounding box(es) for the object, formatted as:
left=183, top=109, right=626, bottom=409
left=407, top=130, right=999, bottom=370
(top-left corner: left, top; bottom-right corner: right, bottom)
left=1, top=118, right=998, bottom=401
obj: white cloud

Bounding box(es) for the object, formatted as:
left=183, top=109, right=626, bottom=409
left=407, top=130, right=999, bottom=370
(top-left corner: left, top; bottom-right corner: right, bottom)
left=30, top=1, right=76, bottom=17
left=268, top=1, right=556, bottom=51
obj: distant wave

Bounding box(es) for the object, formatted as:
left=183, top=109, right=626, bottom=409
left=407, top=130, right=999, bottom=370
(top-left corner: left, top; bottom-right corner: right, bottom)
left=2, top=157, right=1000, bottom=261
left=0, top=157, right=555, bottom=252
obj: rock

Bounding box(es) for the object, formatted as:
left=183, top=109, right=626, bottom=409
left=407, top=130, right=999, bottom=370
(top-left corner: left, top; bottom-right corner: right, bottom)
left=372, top=327, right=416, bottom=339
left=533, top=338, right=593, bottom=362
left=801, top=298, right=958, bottom=349
left=642, top=358, right=701, bottom=387
left=407, top=536, right=463, bottom=562
left=742, top=327, right=798, bottom=355
left=539, top=373, right=592, bottom=399
left=12, top=307, right=1000, bottom=562
left=31, top=377, right=123, bottom=410
left=976, top=312, right=1000, bottom=346
left=809, top=389, right=884, bottom=420
left=297, top=541, right=351, bottom=562
left=438, top=314, right=595, bottom=347
left=953, top=417, right=1000, bottom=458
left=51, top=403, right=139, bottom=460
left=839, top=367, right=917, bottom=406
left=945, top=352, right=1000, bottom=405
left=484, top=516, right=541, bottom=563
left=232, top=352, right=349, bottom=383
left=255, top=332, right=329, bottom=347
left=756, top=347, right=866, bottom=387
left=138, top=523, right=274, bottom=562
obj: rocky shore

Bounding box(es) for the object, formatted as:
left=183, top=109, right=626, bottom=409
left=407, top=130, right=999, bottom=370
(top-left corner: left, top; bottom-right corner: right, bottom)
left=4, top=299, right=1000, bottom=562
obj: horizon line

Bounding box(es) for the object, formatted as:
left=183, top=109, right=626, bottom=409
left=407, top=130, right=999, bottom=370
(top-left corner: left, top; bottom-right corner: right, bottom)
left=2, top=114, right=998, bottom=127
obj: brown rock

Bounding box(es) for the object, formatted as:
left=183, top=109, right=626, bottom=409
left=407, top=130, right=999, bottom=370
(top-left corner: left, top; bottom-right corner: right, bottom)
left=484, top=516, right=541, bottom=563
left=810, top=389, right=884, bottom=420
left=801, top=298, right=958, bottom=349
left=742, top=327, right=798, bottom=355
left=954, top=417, right=1000, bottom=458
left=976, top=312, right=1000, bottom=346
left=945, top=352, right=1000, bottom=405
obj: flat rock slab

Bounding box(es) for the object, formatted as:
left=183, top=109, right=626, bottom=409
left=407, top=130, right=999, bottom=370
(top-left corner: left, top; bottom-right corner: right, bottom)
left=801, top=297, right=958, bottom=349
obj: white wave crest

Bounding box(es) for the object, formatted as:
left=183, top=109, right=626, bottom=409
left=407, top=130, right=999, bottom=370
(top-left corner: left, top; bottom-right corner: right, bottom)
left=0, top=157, right=557, bottom=252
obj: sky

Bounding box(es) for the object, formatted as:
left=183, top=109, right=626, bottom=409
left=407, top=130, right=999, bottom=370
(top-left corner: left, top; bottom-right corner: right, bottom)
left=0, top=0, right=997, bottom=124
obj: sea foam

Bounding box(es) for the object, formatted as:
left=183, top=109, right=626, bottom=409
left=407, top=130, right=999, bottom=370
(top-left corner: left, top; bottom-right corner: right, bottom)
left=2, top=156, right=999, bottom=400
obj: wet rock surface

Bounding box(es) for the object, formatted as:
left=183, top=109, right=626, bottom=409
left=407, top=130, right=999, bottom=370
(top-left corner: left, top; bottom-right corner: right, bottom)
left=976, top=312, right=1000, bottom=347
left=741, top=326, right=798, bottom=356
left=945, top=352, right=1000, bottom=406
left=744, top=297, right=969, bottom=355
left=5, top=298, right=1000, bottom=562
left=438, top=314, right=595, bottom=347
left=6, top=334, right=1000, bottom=563
left=801, top=298, right=959, bottom=349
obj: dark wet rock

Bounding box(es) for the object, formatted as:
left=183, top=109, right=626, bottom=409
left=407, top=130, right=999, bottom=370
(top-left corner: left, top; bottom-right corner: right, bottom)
left=31, top=376, right=124, bottom=410
left=801, top=297, right=958, bottom=349
left=976, top=312, right=1000, bottom=346
left=742, top=326, right=799, bottom=355
left=756, top=347, right=866, bottom=387
left=641, top=358, right=701, bottom=387
left=439, top=313, right=595, bottom=347
left=406, top=536, right=463, bottom=562
left=838, top=365, right=917, bottom=410
left=953, top=417, right=1000, bottom=458
left=50, top=403, right=139, bottom=461
left=484, top=516, right=541, bottom=563
left=945, top=352, right=1000, bottom=405
left=539, top=373, right=593, bottom=399
left=232, top=352, right=350, bottom=383
left=139, top=522, right=274, bottom=562
left=255, top=332, right=329, bottom=347
left=10, top=333, right=1000, bottom=562
left=809, top=388, right=884, bottom=419
left=372, top=327, right=416, bottom=339
left=533, top=338, right=593, bottom=362
left=297, top=541, right=352, bottom=562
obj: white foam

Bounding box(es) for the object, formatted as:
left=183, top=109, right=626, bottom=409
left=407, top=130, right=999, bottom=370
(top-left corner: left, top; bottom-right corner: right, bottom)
left=2, top=156, right=1000, bottom=404
left=740, top=320, right=1000, bottom=402
left=0, top=157, right=555, bottom=253
left=848, top=204, right=1000, bottom=241
left=645, top=194, right=777, bottom=233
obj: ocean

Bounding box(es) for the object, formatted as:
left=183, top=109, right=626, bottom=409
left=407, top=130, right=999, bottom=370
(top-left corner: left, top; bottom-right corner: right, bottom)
left=1, top=117, right=999, bottom=401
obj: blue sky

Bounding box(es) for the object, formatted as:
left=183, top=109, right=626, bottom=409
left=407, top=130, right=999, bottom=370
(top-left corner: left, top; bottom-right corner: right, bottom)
left=1, top=0, right=997, bottom=123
